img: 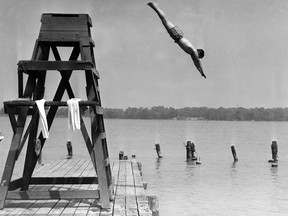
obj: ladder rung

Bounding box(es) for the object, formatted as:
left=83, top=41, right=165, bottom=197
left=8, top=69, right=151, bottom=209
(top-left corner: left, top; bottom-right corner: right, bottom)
left=18, top=60, right=99, bottom=78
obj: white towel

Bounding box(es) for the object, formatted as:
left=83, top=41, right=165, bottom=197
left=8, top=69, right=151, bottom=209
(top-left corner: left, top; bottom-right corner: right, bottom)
left=35, top=99, right=49, bottom=139
left=67, top=98, right=82, bottom=131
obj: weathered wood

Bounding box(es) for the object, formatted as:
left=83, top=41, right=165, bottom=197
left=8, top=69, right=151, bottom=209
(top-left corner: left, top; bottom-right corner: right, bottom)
left=231, top=144, right=238, bottom=162
left=32, top=160, right=64, bottom=176
left=6, top=190, right=100, bottom=200
left=20, top=185, right=53, bottom=215
left=18, top=71, right=23, bottom=98
left=271, top=141, right=278, bottom=162
left=1, top=13, right=112, bottom=210
left=155, top=143, right=163, bottom=158
left=0, top=159, right=154, bottom=215
left=126, top=161, right=138, bottom=216
left=38, top=36, right=95, bottom=47
left=4, top=100, right=102, bottom=108
left=119, top=151, right=124, bottom=160
left=28, top=177, right=98, bottom=185
left=8, top=113, right=17, bottom=134
left=51, top=45, right=76, bottom=99
left=40, top=13, right=92, bottom=31
left=0, top=106, right=29, bottom=209
left=21, top=108, right=40, bottom=190
left=147, top=195, right=159, bottom=216
left=15, top=110, right=39, bottom=160
left=185, top=141, right=197, bottom=160
left=18, top=60, right=95, bottom=71
left=91, top=135, right=111, bottom=209
left=131, top=160, right=152, bottom=215
left=113, top=160, right=126, bottom=215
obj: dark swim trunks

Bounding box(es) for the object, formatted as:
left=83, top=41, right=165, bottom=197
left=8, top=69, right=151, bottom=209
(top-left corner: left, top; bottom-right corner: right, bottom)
left=167, top=26, right=183, bottom=42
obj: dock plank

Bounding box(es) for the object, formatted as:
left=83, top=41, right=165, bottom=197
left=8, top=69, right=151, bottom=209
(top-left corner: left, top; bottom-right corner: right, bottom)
left=2, top=185, right=37, bottom=215
left=112, top=160, right=126, bottom=215
left=72, top=160, right=90, bottom=177
left=20, top=185, right=54, bottom=215
left=59, top=184, right=83, bottom=215
left=0, top=159, right=153, bottom=216
left=126, top=161, right=138, bottom=216
left=86, top=184, right=101, bottom=216
left=74, top=184, right=91, bottom=215
left=33, top=160, right=64, bottom=176
left=131, top=161, right=152, bottom=216
left=34, top=160, right=67, bottom=177
left=32, top=183, right=64, bottom=215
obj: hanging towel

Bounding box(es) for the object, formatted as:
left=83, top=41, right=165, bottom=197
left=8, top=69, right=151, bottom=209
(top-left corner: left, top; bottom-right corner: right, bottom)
left=67, top=98, right=82, bottom=131
left=35, top=99, right=49, bottom=138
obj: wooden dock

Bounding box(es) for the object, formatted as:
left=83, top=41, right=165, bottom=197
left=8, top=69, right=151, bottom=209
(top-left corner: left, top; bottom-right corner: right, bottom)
left=0, top=159, right=153, bottom=215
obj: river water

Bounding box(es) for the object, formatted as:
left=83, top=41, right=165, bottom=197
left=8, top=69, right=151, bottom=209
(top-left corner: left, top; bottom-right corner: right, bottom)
left=1, top=117, right=288, bottom=215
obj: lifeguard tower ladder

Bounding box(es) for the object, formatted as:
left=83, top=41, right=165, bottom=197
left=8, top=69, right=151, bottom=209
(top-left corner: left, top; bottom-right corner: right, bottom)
left=0, top=14, right=112, bottom=209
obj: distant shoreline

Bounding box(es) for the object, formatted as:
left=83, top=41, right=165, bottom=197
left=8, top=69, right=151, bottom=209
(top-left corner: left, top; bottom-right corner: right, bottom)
left=1, top=106, right=288, bottom=121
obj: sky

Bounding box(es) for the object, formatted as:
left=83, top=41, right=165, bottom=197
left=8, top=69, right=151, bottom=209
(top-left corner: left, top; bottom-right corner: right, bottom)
left=1, top=0, right=288, bottom=109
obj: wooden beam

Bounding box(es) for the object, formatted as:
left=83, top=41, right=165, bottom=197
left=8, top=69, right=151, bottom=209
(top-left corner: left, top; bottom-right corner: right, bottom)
left=15, top=109, right=39, bottom=161
left=45, top=45, right=80, bottom=132
left=8, top=178, right=23, bottom=191
left=8, top=113, right=17, bottom=134
left=18, top=60, right=98, bottom=74
left=0, top=106, right=29, bottom=209
left=18, top=71, right=23, bottom=98
left=6, top=190, right=100, bottom=200
left=29, top=177, right=98, bottom=185
left=79, top=116, right=96, bottom=171
left=4, top=100, right=101, bottom=107
left=21, top=110, right=39, bottom=190
left=51, top=46, right=76, bottom=98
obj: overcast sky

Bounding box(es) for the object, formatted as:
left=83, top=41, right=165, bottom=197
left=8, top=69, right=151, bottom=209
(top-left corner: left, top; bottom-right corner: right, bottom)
left=1, top=0, right=288, bottom=109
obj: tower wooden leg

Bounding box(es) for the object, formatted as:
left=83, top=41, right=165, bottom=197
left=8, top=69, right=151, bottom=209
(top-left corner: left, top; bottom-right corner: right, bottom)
left=93, top=136, right=111, bottom=208
left=22, top=120, right=39, bottom=190
left=0, top=138, right=22, bottom=209
left=0, top=107, right=28, bottom=209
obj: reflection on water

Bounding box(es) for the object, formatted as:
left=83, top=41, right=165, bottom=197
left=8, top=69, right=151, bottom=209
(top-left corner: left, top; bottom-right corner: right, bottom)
left=270, top=165, right=278, bottom=180
left=186, top=158, right=197, bottom=166
left=155, top=158, right=162, bottom=170
left=230, top=161, right=238, bottom=179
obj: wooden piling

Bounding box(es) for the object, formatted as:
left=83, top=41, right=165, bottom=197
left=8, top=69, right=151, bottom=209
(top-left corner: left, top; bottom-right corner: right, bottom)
left=137, top=162, right=143, bottom=176
left=143, top=182, right=148, bottom=190
left=231, top=144, right=238, bottom=162
left=119, top=151, right=124, bottom=160
left=271, top=141, right=278, bottom=162
left=186, top=141, right=197, bottom=160
left=147, top=195, right=159, bottom=216
left=191, top=142, right=197, bottom=160
left=186, top=141, right=192, bottom=159
left=66, top=141, right=73, bottom=158
left=155, top=143, right=163, bottom=158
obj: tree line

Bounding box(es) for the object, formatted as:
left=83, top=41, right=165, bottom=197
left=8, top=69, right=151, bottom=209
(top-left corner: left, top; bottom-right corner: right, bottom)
left=1, top=106, right=288, bottom=121
left=103, top=106, right=288, bottom=121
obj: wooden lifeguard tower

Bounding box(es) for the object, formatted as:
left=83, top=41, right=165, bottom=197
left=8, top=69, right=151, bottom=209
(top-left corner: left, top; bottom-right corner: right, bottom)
left=0, top=14, right=112, bottom=209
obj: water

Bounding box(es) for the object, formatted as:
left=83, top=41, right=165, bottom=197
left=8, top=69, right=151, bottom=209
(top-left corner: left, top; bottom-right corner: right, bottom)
left=1, top=117, right=288, bottom=215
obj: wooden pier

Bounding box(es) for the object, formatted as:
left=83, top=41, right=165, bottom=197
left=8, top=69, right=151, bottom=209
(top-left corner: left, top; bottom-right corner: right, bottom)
left=0, top=159, right=152, bottom=215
